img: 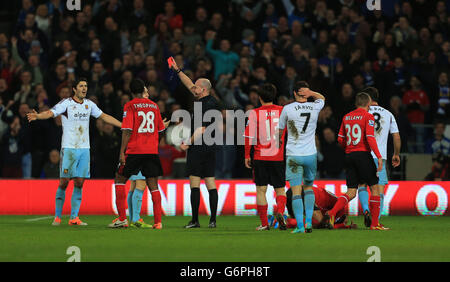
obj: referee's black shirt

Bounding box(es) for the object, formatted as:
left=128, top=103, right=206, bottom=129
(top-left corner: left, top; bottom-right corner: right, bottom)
left=189, top=95, right=220, bottom=153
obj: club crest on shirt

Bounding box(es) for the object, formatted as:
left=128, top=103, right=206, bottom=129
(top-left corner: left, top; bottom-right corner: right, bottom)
left=123, top=111, right=127, bottom=117
left=85, top=105, right=89, bottom=109
left=64, top=169, right=68, bottom=174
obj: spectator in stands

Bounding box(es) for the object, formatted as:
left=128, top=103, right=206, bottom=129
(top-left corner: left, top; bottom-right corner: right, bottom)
left=40, top=149, right=59, bottom=179
left=425, top=121, right=450, bottom=155
left=319, top=127, right=345, bottom=179
left=436, top=72, right=450, bottom=119
left=205, top=31, right=239, bottom=80
left=93, top=121, right=120, bottom=178
left=425, top=152, right=449, bottom=181
left=158, top=135, right=186, bottom=178
left=403, top=76, right=430, bottom=152
left=1, top=116, right=23, bottom=178
left=155, top=1, right=183, bottom=31
left=318, top=42, right=342, bottom=84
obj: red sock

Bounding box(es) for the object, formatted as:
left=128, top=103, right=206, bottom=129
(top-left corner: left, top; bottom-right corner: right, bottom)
left=336, top=208, right=346, bottom=220
left=151, top=190, right=162, bottom=224
left=369, top=195, right=380, bottom=227
left=276, top=195, right=287, bottom=214
left=286, top=218, right=297, bottom=229
left=257, top=205, right=268, bottom=226
left=328, top=194, right=350, bottom=216
left=115, top=184, right=127, bottom=221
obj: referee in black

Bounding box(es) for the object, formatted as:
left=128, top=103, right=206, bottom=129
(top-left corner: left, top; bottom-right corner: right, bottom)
left=168, top=57, right=220, bottom=228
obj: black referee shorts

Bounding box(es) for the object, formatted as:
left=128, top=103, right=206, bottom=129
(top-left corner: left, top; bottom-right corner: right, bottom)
left=252, top=160, right=286, bottom=188
left=117, top=154, right=163, bottom=179
left=186, top=150, right=216, bottom=178
left=344, top=151, right=378, bottom=188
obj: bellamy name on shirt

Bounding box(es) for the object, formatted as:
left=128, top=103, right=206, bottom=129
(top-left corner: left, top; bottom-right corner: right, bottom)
left=345, top=115, right=363, bottom=121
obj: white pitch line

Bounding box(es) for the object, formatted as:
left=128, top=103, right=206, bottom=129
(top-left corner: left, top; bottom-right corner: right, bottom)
left=25, top=216, right=54, bottom=222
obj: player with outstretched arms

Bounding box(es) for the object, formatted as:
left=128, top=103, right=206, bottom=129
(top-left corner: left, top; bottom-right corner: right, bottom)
left=26, top=77, right=122, bottom=226
left=278, top=81, right=325, bottom=234
left=329, top=92, right=386, bottom=230
left=357, top=87, right=401, bottom=228
left=244, top=83, right=287, bottom=231
left=109, top=79, right=169, bottom=228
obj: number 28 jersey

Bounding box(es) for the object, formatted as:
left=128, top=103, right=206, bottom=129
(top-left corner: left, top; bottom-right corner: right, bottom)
left=121, top=98, right=165, bottom=155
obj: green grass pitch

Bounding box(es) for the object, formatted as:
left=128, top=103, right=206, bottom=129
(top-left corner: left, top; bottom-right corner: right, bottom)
left=0, top=215, right=449, bottom=262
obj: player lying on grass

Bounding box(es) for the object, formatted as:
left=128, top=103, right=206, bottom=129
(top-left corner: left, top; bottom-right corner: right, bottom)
left=269, top=187, right=357, bottom=229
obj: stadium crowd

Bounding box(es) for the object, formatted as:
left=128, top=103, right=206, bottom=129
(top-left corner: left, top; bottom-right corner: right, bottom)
left=0, top=0, right=449, bottom=180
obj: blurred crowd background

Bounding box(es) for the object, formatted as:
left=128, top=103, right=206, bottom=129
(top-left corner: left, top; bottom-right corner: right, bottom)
left=0, top=0, right=449, bottom=180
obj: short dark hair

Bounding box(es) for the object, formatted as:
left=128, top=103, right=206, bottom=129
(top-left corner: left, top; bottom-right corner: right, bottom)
left=257, top=83, right=277, bottom=103
left=363, top=87, right=379, bottom=102
left=73, top=77, right=88, bottom=90
left=355, top=92, right=371, bottom=107
left=130, top=78, right=145, bottom=95
left=294, top=81, right=309, bottom=92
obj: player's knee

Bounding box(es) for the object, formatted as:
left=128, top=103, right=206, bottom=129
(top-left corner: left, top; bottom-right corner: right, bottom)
left=73, top=179, right=84, bottom=188
left=59, top=180, right=69, bottom=189
left=114, top=173, right=126, bottom=184
left=346, top=189, right=357, bottom=199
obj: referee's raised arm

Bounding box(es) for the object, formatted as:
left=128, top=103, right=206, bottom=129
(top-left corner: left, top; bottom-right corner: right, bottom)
left=168, top=56, right=195, bottom=95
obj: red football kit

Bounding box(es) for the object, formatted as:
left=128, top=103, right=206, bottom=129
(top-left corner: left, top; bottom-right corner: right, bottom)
left=244, top=104, right=285, bottom=161
left=337, top=108, right=381, bottom=159
left=115, top=98, right=165, bottom=223
left=244, top=104, right=286, bottom=228
left=121, top=98, right=165, bottom=155
left=334, top=107, right=383, bottom=228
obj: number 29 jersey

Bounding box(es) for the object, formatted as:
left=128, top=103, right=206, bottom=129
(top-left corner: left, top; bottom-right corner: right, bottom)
left=121, top=98, right=165, bottom=155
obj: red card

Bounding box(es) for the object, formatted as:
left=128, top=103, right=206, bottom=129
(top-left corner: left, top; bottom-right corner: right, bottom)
left=167, top=57, right=175, bottom=68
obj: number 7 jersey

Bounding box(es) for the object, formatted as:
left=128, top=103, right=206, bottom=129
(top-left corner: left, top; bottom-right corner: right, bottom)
left=279, top=99, right=324, bottom=156
left=121, top=98, right=165, bottom=154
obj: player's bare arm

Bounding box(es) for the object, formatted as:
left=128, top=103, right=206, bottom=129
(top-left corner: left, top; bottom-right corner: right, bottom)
left=168, top=56, right=195, bottom=94
left=392, top=132, right=401, bottom=167
left=119, top=129, right=132, bottom=165
left=302, top=89, right=326, bottom=101
left=99, top=113, right=122, bottom=128
left=26, top=109, right=54, bottom=122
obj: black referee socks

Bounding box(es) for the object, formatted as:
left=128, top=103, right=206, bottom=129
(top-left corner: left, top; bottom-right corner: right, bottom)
left=190, top=188, right=200, bottom=223
left=208, top=189, right=218, bottom=223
